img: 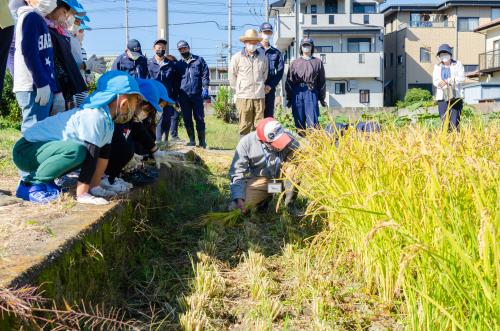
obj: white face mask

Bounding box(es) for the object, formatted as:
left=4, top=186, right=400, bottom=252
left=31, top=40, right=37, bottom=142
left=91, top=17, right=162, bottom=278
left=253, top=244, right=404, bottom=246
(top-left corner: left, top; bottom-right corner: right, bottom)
left=302, top=46, right=312, bottom=54
left=245, top=43, right=258, bottom=53
left=261, top=33, right=272, bottom=43
left=440, top=55, right=451, bottom=63
left=35, top=0, right=58, bottom=17
left=66, top=15, right=75, bottom=26
left=68, top=23, right=80, bottom=35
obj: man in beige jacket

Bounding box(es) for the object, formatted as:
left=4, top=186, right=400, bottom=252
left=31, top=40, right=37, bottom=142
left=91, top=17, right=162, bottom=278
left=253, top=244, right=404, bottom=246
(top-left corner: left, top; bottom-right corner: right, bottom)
left=229, top=29, right=268, bottom=137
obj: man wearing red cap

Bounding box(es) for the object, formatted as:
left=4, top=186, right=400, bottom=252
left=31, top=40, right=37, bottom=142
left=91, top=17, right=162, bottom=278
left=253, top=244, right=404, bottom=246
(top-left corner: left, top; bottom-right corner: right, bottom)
left=229, top=117, right=299, bottom=211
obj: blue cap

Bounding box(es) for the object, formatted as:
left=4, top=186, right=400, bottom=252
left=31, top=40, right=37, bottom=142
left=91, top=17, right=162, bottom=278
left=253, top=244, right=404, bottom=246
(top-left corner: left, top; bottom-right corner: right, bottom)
left=260, top=22, right=273, bottom=32
left=137, top=79, right=163, bottom=113
left=301, top=37, right=314, bottom=46
left=177, top=40, right=190, bottom=50
left=76, top=15, right=90, bottom=22
left=437, top=44, right=453, bottom=56
left=150, top=80, right=175, bottom=105
left=127, top=39, right=142, bottom=57
left=81, top=71, right=142, bottom=110
left=60, top=0, right=86, bottom=14
left=79, top=22, right=91, bottom=31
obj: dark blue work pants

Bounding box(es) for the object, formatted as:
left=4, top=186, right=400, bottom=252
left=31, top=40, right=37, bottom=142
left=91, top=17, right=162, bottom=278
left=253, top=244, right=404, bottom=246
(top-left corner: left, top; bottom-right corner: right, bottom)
left=155, top=105, right=176, bottom=142
left=438, top=99, right=463, bottom=132
left=264, top=89, right=276, bottom=118
left=291, top=85, right=320, bottom=131
left=178, top=92, right=205, bottom=133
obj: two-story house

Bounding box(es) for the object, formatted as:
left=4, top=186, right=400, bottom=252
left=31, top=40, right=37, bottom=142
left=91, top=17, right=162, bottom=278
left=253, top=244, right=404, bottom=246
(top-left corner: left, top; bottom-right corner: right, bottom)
left=381, top=0, right=499, bottom=105
left=271, top=0, right=385, bottom=108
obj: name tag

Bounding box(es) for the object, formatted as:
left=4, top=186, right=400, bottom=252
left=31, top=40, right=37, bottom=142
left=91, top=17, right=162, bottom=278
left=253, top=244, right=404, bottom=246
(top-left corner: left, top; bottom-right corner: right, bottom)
left=268, top=182, right=283, bottom=194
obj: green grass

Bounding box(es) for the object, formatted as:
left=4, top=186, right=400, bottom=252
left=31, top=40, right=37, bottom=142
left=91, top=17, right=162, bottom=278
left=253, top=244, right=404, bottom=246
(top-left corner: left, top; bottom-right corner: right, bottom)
left=0, top=128, right=20, bottom=176
left=178, top=113, right=239, bottom=150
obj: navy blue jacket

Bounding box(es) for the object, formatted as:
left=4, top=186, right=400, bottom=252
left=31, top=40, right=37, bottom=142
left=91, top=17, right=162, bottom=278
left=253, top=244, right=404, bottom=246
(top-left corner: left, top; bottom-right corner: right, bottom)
left=148, top=56, right=179, bottom=102
left=112, top=53, right=149, bottom=79
left=260, top=45, right=284, bottom=90
left=175, top=55, right=209, bottom=96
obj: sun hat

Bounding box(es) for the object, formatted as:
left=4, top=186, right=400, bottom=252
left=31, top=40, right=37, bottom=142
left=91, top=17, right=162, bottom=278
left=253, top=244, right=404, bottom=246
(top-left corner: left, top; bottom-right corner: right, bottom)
left=75, top=14, right=90, bottom=22
left=437, top=44, right=453, bottom=56
left=59, top=0, right=86, bottom=14
left=239, top=29, right=263, bottom=43
left=81, top=71, right=143, bottom=110
left=137, top=79, right=163, bottom=113
left=78, top=21, right=91, bottom=30
left=256, top=118, right=293, bottom=150
left=149, top=80, right=175, bottom=105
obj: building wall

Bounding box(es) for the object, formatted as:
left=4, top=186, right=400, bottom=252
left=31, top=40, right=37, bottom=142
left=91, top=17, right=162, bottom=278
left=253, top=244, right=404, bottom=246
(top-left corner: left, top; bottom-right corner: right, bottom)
left=485, top=27, right=500, bottom=51
left=327, top=78, right=383, bottom=107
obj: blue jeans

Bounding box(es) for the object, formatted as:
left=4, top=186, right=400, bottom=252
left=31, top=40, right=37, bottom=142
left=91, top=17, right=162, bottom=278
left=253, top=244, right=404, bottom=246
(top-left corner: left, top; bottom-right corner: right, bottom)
left=16, top=90, right=53, bottom=133
left=291, top=86, right=319, bottom=131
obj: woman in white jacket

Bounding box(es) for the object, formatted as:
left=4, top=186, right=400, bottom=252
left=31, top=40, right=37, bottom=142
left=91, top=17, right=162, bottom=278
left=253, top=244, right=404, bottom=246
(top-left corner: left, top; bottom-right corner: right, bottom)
left=432, top=44, right=465, bottom=132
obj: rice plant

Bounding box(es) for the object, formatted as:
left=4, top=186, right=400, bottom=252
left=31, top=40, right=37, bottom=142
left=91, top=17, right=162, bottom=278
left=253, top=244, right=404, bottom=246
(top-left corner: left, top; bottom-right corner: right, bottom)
left=286, top=121, right=499, bottom=330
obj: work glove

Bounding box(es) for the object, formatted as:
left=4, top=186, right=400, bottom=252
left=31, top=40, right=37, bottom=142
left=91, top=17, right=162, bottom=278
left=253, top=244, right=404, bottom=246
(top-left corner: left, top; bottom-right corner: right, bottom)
left=51, top=93, right=66, bottom=115
left=35, top=85, right=51, bottom=106
left=286, top=100, right=292, bottom=109
left=123, top=154, right=143, bottom=172
left=85, top=55, right=106, bottom=74
left=202, top=88, right=209, bottom=99
left=320, top=100, right=327, bottom=107
left=153, top=150, right=173, bottom=169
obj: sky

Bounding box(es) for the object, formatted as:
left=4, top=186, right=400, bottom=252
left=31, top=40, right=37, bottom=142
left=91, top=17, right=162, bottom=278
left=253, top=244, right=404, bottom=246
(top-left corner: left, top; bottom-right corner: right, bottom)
left=80, top=0, right=272, bottom=66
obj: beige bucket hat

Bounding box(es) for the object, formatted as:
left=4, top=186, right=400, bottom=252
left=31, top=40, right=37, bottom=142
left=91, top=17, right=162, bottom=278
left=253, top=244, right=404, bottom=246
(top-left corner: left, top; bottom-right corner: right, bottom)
left=239, top=29, right=263, bottom=42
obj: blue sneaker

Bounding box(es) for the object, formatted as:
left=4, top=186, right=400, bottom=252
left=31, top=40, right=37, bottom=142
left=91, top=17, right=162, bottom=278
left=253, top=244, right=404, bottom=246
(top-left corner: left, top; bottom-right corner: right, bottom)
left=16, top=181, right=60, bottom=204
left=45, top=181, right=65, bottom=193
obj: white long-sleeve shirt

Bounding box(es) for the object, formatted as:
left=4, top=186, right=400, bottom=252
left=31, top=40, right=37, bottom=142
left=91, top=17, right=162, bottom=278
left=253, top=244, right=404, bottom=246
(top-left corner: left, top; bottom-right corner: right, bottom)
left=432, top=60, right=465, bottom=101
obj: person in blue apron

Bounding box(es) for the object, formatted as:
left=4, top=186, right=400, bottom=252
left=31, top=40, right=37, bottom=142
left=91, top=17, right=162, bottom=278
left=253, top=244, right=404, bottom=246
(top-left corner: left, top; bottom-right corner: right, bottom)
left=259, top=22, right=284, bottom=118
left=112, top=39, right=149, bottom=79
left=432, top=43, right=465, bottom=132
left=147, top=38, right=180, bottom=143
left=285, top=37, right=326, bottom=135
left=175, top=40, right=210, bottom=148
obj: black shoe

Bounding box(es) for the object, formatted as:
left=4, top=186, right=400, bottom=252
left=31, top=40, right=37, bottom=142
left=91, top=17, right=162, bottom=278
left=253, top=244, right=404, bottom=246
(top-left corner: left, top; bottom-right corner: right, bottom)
left=197, top=130, right=207, bottom=149
left=186, top=127, right=196, bottom=146
left=121, top=169, right=155, bottom=187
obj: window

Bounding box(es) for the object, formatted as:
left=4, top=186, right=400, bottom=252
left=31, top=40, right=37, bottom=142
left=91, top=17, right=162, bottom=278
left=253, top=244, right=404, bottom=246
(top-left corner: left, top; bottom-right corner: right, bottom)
left=458, top=17, right=479, bottom=32
left=353, top=3, right=376, bottom=14
left=360, top=90, right=370, bottom=103
left=325, top=0, right=338, bottom=14
left=359, top=53, right=365, bottom=63
left=316, top=46, right=333, bottom=53
left=398, top=55, right=403, bottom=65
left=335, top=82, right=346, bottom=95
left=312, top=15, right=318, bottom=25
left=364, top=15, right=369, bottom=24
left=390, top=53, right=394, bottom=66
left=420, top=47, right=431, bottom=63
left=310, top=5, right=317, bottom=14
left=329, top=15, right=335, bottom=24
left=494, top=40, right=500, bottom=50
left=492, top=8, right=500, bottom=20
left=464, top=64, right=479, bottom=73
left=320, top=54, right=327, bottom=63
left=347, top=38, right=371, bottom=52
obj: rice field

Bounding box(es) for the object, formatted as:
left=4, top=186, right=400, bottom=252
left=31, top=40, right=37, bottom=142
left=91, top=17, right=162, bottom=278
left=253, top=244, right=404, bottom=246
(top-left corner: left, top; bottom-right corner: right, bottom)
left=287, top=120, right=499, bottom=330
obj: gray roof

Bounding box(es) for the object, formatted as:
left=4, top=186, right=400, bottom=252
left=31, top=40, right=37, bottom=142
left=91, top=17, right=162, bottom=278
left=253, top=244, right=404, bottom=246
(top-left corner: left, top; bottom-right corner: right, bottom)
left=380, top=0, right=500, bottom=15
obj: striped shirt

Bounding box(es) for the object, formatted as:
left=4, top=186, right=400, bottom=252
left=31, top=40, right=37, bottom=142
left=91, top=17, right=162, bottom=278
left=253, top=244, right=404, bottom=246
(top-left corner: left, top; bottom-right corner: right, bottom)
left=73, top=47, right=89, bottom=107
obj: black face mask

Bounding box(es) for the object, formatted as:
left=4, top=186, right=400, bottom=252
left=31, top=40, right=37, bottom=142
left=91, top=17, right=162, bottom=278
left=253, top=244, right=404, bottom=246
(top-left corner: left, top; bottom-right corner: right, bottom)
left=181, top=52, right=191, bottom=59
left=155, top=50, right=166, bottom=57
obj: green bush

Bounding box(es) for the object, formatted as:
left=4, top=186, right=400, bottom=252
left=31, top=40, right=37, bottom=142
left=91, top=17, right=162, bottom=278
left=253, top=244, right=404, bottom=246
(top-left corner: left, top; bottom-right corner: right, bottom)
left=213, top=86, right=237, bottom=123
left=0, top=72, right=21, bottom=129
left=397, top=88, right=435, bottom=109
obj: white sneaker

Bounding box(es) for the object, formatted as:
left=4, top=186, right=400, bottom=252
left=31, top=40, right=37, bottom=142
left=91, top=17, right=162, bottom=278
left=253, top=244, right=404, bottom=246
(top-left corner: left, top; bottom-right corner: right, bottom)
left=90, top=186, right=117, bottom=198
left=101, top=177, right=131, bottom=194
left=114, top=177, right=133, bottom=189
left=77, top=193, right=109, bottom=205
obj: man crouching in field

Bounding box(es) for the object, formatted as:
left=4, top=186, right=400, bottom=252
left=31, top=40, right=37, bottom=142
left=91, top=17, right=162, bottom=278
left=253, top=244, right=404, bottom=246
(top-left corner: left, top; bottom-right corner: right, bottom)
left=229, top=118, right=299, bottom=212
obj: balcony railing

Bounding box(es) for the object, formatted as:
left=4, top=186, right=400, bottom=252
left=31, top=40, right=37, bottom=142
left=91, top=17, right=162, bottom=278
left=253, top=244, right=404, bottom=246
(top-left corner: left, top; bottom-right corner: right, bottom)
left=479, top=49, right=500, bottom=73
left=409, top=20, right=454, bottom=28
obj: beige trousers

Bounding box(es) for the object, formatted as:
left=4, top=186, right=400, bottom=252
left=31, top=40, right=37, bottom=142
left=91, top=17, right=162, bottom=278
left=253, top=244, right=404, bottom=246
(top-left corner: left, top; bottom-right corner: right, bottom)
left=236, top=98, right=265, bottom=136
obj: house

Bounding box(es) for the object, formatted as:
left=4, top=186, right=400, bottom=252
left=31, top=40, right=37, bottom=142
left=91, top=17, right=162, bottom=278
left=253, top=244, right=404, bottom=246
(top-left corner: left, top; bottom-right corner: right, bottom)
left=381, top=0, right=499, bottom=105
left=462, top=18, right=500, bottom=103
left=208, top=65, right=229, bottom=97
left=271, top=0, right=385, bottom=108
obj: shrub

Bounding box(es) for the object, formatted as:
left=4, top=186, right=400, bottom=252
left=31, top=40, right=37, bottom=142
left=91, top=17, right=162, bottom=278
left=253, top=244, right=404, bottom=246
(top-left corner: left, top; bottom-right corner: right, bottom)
left=397, top=88, right=434, bottom=109
left=213, top=86, right=237, bottom=123
left=0, top=72, right=21, bottom=129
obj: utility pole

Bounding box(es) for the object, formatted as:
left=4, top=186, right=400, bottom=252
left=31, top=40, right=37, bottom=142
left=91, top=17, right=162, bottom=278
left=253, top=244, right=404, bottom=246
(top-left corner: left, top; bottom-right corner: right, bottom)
left=228, top=0, right=232, bottom=62
left=265, top=0, right=269, bottom=22
left=124, top=0, right=129, bottom=44
left=295, top=0, right=300, bottom=58
left=157, top=0, right=169, bottom=48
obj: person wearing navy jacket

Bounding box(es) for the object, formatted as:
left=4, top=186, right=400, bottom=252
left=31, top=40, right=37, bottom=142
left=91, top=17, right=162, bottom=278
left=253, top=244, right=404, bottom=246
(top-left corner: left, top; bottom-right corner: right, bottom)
left=112, top=39, right=148, bottom=79
left=259, top=22, right=284, bottom=118
left=147, top=39, right=180, bottom=143
left=175, top=40, right=210, bottom=148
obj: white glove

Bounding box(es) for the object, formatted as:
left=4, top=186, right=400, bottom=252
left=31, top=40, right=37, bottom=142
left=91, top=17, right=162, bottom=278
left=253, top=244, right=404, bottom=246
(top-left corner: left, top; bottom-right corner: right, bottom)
left=85, top=55, right=106, bottom=74
left=35, top=85, right=51, bottom=106
left=153, top=150, right=172, bottom=169
left=123, top=154, right=143, bottom=172
left=51, top=93, right=66, bottom=115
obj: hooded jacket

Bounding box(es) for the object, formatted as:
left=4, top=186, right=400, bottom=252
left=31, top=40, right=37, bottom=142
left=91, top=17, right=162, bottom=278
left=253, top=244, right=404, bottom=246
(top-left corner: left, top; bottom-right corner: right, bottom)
left=13, top=6, right=57, bottom=93
left=229, top=48, right=268, bottom=99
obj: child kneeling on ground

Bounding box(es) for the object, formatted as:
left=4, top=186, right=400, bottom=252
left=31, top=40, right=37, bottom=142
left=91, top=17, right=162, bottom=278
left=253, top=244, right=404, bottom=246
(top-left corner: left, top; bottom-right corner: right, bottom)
left=12, top=70, right=142, bottom=205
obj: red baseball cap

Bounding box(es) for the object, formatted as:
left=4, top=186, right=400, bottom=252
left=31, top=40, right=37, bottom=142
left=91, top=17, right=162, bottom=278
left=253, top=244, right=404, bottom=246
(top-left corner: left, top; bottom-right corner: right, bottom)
left=256, top=118, right=292, bottom=150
